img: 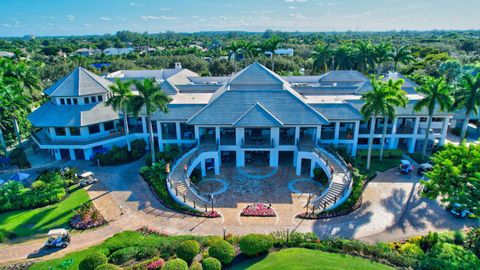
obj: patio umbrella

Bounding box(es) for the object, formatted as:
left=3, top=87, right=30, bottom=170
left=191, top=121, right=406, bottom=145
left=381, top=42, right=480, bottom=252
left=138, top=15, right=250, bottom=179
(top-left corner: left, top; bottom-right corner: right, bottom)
left=9, top=172, right=30, bottom=181
left=0, top=179, right=4, bottom=185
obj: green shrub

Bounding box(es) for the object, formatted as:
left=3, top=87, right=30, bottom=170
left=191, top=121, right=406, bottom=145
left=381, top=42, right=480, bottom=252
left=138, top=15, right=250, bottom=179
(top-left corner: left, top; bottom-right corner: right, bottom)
left=135, top=245, right=158, bottom=260
left=176, top=240, right=200, bottom=263
left=398, top=242, right=425, bottom=259
left=189, top=261, right=203, bottom=270
left=97, top=139, right=146, bottom=166
left=162, top=258, right=188, bottom=270
left=9, top=148, right=31, bottom=169
left=420, top=232, right=440, bottom=251
left=420, top=242, right=480, bottom=270
left=465, top=226, right=480, bottom=258
left=109, top=246, right=139, bottom=265
left=79, top=252, right=108, bottom=270
left=207, top=239, right=235, bottom=264
left=453, top=230, right=466, bottom=245
left=94, top=264, right=120, bottom=270
left=239, top=234, right=273, bottom=256
left=201, top=257, right=221, bottom=270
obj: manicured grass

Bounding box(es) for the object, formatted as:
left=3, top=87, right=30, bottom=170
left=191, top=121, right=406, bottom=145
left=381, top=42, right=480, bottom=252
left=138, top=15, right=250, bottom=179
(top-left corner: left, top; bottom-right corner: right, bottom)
left=0, top=186, right=90, bottom=239
left=408, top=152, right=431, bottom=164
left=29, top=247, right=96, bottom=270
left=230, top=248, right=394, bottom=270
left=354, top=157, right=400, bottom=178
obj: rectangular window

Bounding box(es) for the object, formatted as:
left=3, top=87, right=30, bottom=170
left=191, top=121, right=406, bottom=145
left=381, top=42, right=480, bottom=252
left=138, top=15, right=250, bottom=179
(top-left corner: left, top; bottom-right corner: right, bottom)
left=66, top=98, right=72, bottom=105
left=54, top=127, right=66, bottom=136
left=91, top=96, right=97, bottom=103
left=69, top=127, right=80, bottom=136
left=98, top=95, right=103, bottom=102
left=88, top=124, right=100, bottom=134
left=60, top=98, right=65, bottom=105
left=103, top=121, right=114, bottom=131
left=84, top=97, right=90, bottom=104
left=420, top=117, right=427, bottom=122
left=73, top=98, right=78, bottom=105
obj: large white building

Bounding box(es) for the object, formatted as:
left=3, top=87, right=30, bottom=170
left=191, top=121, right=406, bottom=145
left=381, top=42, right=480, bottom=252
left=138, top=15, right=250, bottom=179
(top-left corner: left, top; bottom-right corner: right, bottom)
left=29, top=62, right=453, bottom=173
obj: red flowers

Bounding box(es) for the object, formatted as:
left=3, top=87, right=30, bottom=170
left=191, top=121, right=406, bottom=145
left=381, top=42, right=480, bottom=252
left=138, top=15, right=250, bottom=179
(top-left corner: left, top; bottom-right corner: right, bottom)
left=204, top=210, right=221, bottom=218
left=241, top=203, right=276, bottom=217
left=147, top=259, right=165, bottom=270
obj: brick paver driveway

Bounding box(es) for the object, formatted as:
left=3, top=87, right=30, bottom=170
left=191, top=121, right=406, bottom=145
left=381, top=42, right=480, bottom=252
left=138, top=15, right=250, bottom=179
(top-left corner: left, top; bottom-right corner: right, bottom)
left=0, top=159, right=477, bottom=265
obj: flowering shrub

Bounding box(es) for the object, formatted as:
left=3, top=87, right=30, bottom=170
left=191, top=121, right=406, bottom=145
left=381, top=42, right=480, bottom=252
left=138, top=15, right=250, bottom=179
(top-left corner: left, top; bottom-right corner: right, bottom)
left=146, top=259, right=164, bottom=270
left=70, top=204, right=107, bottom=230
left=136, top=226, right=169, bottom=237
left=204, top=210, right=221, bottom=218
left=241, top=203, right=276, bottom=217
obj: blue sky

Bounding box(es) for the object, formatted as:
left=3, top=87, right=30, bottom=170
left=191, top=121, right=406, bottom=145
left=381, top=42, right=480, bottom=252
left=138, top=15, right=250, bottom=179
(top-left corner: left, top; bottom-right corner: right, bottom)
left=0, top=0, right=479, bottom=36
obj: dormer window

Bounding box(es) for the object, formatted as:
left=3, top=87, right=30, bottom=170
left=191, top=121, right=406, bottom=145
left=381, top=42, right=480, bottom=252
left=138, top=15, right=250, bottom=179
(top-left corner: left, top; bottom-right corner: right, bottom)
left=66, top=98, right=72, bottom=105
left=91, top=96, right=97, bottom=103
left=73, top=98, right=78, bottom=105
left=98, top=95, right=103, bottom=102
left=60, top=98, right=65, bottom=105
left=84, top=97, right=90, bottom=104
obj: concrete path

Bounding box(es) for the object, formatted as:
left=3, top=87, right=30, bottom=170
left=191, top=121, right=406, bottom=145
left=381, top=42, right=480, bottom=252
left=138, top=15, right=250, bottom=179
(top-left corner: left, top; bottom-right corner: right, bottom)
left=0, top=159, right=477, bottom=265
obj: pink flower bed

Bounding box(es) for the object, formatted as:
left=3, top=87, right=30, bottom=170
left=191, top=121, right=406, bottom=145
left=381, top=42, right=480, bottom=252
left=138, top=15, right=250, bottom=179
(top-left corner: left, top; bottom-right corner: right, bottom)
left=70, top=213, right=107, bottom=230
left=204, top=210, right=221, bottom=218
left=147, top=259, right=165, bottom=270
left=241, top=203, right=276, bottom=217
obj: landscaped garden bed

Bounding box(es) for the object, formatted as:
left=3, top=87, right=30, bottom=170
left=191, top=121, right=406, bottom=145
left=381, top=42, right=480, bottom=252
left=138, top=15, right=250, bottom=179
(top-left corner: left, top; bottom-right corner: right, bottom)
left=95, top=139, right=146, bottom=166
left=241, top=203, right=276, bottom=217
left=70, top=203, right=107, bottom=230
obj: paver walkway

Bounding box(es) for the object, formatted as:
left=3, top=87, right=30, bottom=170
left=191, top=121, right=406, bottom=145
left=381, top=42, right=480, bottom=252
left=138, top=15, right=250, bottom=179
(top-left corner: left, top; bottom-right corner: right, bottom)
left=0, top=159, right=477, bottom=265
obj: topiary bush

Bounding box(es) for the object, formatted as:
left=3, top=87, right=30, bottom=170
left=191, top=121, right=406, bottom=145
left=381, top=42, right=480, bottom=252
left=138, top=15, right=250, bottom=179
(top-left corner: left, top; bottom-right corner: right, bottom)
left=176, top=240, right=200, bottom=263
left=94, top=264, right=120, bottom=270
left=135, top=245, right=158, bottom=260
left=162, top=258, right=188, bottom=270
left=201, top=257, right=221, bottom=270
left=80, top=252, right=108, bottom=270
left=207, top=239, right=235, bottom=264
left=189, top=261, right=203, bottom=270
left=239, top=234, right=273, bottom=256
left=109, top=246, right=139, bottom=265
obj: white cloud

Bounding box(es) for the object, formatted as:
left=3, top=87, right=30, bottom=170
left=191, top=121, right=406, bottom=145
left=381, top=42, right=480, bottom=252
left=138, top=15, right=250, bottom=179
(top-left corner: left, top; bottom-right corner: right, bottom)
left=192, top=15, right=199, bottom=19
left=285, top=0, right=307, bottom=2
left=159, top=8, right=170, bottom=11
left=141, top=15, right=176, bottom=21
left=1, top=24, right=12, bottom=28
left=84, top=23, right=93, bottom=27
left=289, top=13, right=306, bottom=19
left=289, top=6, right=298, bottom=9
left=219, top=16, right=227, bottom=20
left=129, top=2, right=143, bottom=6
left=49, top=16, right=55, bottom=20
left=100, top=17, right=111, bottom=21
left=66, top=15, right=75, bottom=21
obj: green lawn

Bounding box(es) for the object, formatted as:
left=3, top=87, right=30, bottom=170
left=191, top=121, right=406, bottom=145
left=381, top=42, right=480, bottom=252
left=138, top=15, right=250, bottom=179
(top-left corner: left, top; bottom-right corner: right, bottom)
left=354, top=157, right=400, bottom=178
left=0, top=186, right=90, bottom=239
left=230, top=248, right=394, bottom=270
left=29, top=247, right=96, bottom=270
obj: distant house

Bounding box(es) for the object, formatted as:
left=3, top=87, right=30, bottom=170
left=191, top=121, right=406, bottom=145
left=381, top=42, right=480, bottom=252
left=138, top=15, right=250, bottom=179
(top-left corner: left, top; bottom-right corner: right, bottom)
left=135, top=46, right=156, bottom=54
left=103, top=47, right=134, bottom=56
left=265, top=48, right=294, bottom=57
left=0, top=51, right=15, bottom=58
left=75, top=48, right=102, bottom=57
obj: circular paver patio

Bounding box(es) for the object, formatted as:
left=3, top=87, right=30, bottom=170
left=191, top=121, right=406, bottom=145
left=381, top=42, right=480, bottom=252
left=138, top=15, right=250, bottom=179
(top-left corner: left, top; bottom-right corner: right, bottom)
left=197, top=178, right=228, bottom=196
left=288, top=178, right=323, bottom=194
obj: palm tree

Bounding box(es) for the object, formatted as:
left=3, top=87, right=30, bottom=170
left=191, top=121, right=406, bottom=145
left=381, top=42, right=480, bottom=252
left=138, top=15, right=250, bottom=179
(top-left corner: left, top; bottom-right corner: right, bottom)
left=225, top=41, right=245, bottom=72
left=392, top=46, right=414, bottom=71
left=130, top=78, right=172, bottom=164
left=372, top=42, right=393, bottom=77
left=414, top=76, right=453, bottom=159
left=354, top=40, right=374, bottom=74
left=243, top=41, right=261, bottom=64
left=334, top=43, right=355, bottom=70
left=261, top=36, right=282, bottom=71
left=454, top=73, right=480, bottom=141
left=311, top=42, right=333, bottom=73
left=361, top=78, right=408, bottom=168
left=106, top=79, right=134, bottom=151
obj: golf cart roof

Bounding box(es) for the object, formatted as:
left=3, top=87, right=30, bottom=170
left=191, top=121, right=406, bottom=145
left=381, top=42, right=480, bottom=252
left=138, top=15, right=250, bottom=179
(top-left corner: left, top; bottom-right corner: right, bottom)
left=48, top=228, right=69, bottom=236
left=419, top=163, right=433, bottom=169
left=80, top=171, right=94, bottom=178
left=400, top=159, right=411, bottom=165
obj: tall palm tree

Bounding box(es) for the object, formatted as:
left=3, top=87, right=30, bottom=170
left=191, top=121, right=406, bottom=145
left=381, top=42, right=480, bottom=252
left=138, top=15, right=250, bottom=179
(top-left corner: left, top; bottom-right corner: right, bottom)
left=454, top=73, right=480, bottom=141
left=261, top=36, right=282, bottom=71
left=130, top=78, right=172, bottom=164
left=225, top=41, right=245, bottom=72
left=334, top=43, right=355, bottom=70
left=243, top=41, right=261, bottom=64
left=392, top=46, right=414, bottom=71
left=311, top=42, right=333, bottom=73
left=106, top=79, right=134, bottom=151
left=354, top=40, right=374, bottom=74
left=414, top=76, right=453, bottom=159
left=361, top=78, right=408, bottom=168
left=372, top=42, right=393, bottom=77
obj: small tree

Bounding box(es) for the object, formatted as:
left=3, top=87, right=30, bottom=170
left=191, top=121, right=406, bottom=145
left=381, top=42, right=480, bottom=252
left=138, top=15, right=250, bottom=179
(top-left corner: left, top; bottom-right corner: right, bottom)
left=176, top=240, right=200, bottom=263
left=208, top=239, right=235, bottom=264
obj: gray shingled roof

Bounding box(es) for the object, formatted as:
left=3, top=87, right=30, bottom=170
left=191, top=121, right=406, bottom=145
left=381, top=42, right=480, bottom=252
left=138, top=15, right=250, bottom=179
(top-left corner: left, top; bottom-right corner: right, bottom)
left=319, top=70, right=369, bottom=82
left=28, top=102, right=119, bottom=127
left=152, top=104, right=204, bottom=121
left=188, top=90, right=329, bottom=126
left=311, top=103, right=363, bottom=120
left=233, top=103, right=283, bottom=127
left=228, top=62, right=284, bottom=87
left=44, top=67, right=112, bottom=97
left=347, top=100, right=452, bottom=117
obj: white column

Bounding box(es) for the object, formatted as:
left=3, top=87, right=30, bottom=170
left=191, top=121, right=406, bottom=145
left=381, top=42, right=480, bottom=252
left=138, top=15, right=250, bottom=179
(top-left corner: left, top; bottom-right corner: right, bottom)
left=294, top=126, right=300, bottom=144
left=439, top=116, right=450, bottom=146
left=316, top=126, right=321, bottom=144
left=84, top=148, right=93, bottom=160
left=157, top=121, right=164, bottom=152
left=310, top=159, right=315, bottom=177
left=141, top=116, right=147, bottom=134
left=408, top=138, right=416, bottom=153
left=389, top=117, right=398, bottom=148
left=270, top=150, right=279, bottom=166
left=215, top=127, right=221, bottom=144
left=334, top=122, right=340, bottom=145
left=271, top=127, right=279, bottom=146
left=413, top=116, right=420, bottom=135
left=54, top=149, right=61, bottom=160
left=194, top=126, right=200, bottom=141
left=236, top=128, right=244, bottom=167
left=200, top=159, right=206, bottom=177
left=296, top=155, right=302, bottom=176
left=351, top=121, right=360, bottom=157
left=175, top=122, right=181, bottom=141
left=214, top=153, right=220, bottom=175
left=69, top=149, right=76, bottom=160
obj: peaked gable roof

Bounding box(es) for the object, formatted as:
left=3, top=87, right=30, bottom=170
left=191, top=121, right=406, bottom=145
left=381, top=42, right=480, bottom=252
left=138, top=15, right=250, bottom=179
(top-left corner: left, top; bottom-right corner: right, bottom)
left=233, top=103, right=283, bottom=127
left=44, top=67, right=112, bottom=97
left=228, top=62, right=284, bottom=86
left=318, top=70, right=369, bottom=83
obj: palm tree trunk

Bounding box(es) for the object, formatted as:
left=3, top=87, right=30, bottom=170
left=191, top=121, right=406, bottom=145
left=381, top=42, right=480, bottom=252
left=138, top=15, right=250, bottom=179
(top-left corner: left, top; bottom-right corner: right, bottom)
left=394, top=60, right=398, bottom=71
left=422, top=115, right=433, bottom=159
left=366, top=116, right=376, bottom=171
left=123, top=109, right=131, bottom=152
left=13, top=117, right=22, bottom=149
left=460, top=113, right=470, bottom=141
left=0, top=127, right=7, bottom=157
left=147, top=112, right=155, bottom=165
left=271, top=54, right=275, bottom=71
left=379, top=116, right=388, bottom=161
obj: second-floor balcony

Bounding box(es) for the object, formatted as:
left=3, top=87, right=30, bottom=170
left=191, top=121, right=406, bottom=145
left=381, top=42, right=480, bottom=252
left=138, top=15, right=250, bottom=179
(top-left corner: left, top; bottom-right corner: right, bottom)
left=32, top=129, right=130, bottom=147
left=241, top=137, right=274, bottom=148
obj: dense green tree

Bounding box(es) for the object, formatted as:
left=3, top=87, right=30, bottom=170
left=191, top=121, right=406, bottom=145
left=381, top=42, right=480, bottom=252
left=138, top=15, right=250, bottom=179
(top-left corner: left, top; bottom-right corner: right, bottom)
left=130, top=78, right=172, bottom=164
left=392, top=45, right=414, bottom=71
left=454, top=73, right=480, bottom=140
left=421, top=144, right=480, bottom=216
left=311, top=42, right=332, bottom=73
left=372, top=42, right=393, bottom=76
left=414, top=76, right=453, bottom=159
left=261, top=36, right=282, bottom=71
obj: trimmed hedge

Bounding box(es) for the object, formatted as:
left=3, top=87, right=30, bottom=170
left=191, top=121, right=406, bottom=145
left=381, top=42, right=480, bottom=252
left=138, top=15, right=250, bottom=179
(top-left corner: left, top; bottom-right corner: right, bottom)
left=109, top=246, right=139, bottom=265
left=162, top=258, right=188, bottom=270
left=207, top=239, right=235, bottom=264
left=189, top=261, right=203, bottom=270
left=201, top=257, right=221, bottom=270
left=176, top=240, right=200, bottom=263
left=79, top=252, right=108, bottom=270
left=94, top=264, right=120, bottom=270
left=239, top=234, right=273, bottom=256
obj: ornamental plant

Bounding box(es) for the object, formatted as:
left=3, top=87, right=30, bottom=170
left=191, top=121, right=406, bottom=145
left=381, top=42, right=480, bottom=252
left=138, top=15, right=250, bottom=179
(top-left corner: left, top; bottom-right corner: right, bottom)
left=176, top=240, right=200, bottom=263
left=239, top=234, right=273, bottom=256
left=208, top=239, right=235, bottom=264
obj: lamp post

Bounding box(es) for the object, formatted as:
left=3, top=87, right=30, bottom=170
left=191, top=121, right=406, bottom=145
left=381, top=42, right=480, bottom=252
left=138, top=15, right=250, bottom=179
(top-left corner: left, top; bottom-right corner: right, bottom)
left=223, top=227, right=226, bottom=240
left=286, top=227, right=290, bottom=244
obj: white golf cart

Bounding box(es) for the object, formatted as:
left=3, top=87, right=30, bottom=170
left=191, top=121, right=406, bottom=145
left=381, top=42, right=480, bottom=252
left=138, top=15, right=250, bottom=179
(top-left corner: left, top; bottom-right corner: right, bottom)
left=44, top=229, right=70, bottom=249
left=399, top=159, right=413, bottom=175
left=79, top=171, right=98, bottom=187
